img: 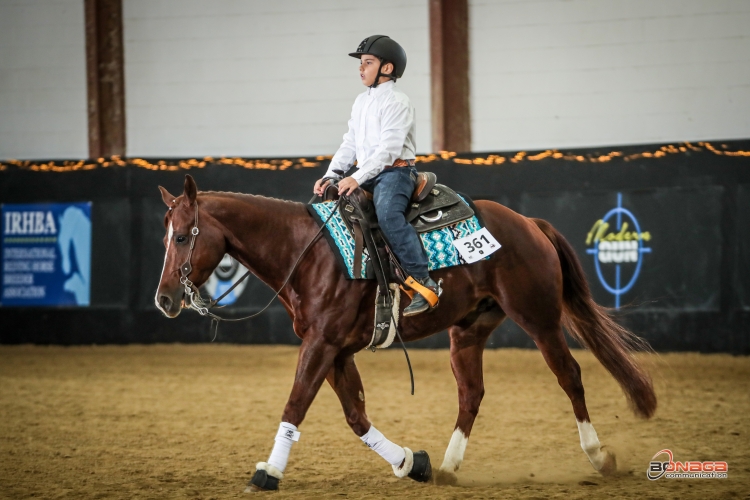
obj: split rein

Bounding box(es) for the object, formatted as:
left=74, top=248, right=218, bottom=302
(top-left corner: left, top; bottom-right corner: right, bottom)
left=176, top=194, right=416, bottom=395
left=178, top=197, right=344, bottom=341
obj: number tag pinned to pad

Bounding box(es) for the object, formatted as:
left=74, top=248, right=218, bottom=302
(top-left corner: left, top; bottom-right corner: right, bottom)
left=452, top=227, right=501, bottom=264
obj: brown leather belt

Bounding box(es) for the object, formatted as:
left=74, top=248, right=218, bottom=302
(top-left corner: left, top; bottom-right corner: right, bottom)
left=386, top=158, right=416, bottom=169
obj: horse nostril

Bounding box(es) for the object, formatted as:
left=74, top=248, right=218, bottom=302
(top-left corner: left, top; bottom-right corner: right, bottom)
left=159, top=295, right=173, bottom=311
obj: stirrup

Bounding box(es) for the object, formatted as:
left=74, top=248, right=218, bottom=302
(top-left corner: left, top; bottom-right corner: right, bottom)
left=403, top=276, right=440, bottom=307
left=402, top=277, right=442, bottom=318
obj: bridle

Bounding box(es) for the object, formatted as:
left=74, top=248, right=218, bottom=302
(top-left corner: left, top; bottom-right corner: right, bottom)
left=178, top=200, right=207, bottom=313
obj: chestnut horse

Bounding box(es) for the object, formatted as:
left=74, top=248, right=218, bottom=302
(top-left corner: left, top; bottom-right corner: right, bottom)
left=155, top=175, right=655, bottom=491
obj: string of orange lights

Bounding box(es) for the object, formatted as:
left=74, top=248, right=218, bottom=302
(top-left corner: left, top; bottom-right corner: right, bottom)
left=0, top=142, right=748, bottom=173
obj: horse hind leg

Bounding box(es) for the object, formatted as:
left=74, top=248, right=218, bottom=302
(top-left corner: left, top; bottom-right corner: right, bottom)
left=531, top=325, right=617, bottom=475
left=436, top=300, right=505, bottom=485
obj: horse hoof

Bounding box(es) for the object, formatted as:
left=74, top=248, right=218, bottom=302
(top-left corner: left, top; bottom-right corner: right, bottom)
left=408, top=450, right=432, bottom=483
left=244, top=469, right=279, bottom=493
left=598, top=449, right=617, bottom=476
left=433, top=468, right=458, bottom=486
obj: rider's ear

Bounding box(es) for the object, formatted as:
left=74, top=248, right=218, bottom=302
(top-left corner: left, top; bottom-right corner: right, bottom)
left=183, top=175, right=198, bottom=206
left=158, top=186, right=176, bottom=207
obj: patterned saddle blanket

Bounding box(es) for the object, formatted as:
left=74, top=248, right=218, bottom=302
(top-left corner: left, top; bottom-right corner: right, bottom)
left=308, top=196, right=486, bottom=279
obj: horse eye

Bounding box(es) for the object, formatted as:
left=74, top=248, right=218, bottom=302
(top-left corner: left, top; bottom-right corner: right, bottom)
left=176, top=235, right=187, bottom=244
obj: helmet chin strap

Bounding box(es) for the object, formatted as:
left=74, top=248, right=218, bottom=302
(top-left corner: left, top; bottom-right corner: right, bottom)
left=370, top=58, right=396, bottom=89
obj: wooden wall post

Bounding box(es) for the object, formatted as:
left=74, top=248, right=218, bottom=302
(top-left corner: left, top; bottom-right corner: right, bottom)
left=85, top=0, right=126, bottom=158
left=429, top=0, right=471, bottom=153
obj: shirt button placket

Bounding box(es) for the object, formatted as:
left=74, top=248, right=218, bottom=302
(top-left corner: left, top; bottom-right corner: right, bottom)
left=359, top=98, right=371, bottom=149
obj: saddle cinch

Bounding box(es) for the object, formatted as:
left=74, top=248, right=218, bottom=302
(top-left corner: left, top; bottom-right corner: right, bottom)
left=317, top=173, right=474, bottom=348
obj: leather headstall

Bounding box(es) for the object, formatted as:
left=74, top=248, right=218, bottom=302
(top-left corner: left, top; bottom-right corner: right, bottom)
left=178, top=200, right=209, bottom=314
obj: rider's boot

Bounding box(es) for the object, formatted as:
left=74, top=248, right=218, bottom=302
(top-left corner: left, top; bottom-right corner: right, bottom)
left=403, top=276, right=440, bottom=317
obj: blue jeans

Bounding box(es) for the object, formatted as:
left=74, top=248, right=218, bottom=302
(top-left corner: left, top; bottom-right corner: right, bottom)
left=360, top=167, right=429, bottom=279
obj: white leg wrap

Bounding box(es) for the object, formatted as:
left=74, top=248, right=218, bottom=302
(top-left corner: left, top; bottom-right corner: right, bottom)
left=360, top=425, right=406, bottom=467
left=577, top=420, right=607, bottom=470
left=440, top=429, right=468, bottom=472
left=393, top=447, right=414, bottom=478
left=266, top=422, right=300, bottom=474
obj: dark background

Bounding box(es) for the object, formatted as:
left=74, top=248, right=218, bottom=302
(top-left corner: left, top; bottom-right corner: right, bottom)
left=1, top=141, right=749, bottom=353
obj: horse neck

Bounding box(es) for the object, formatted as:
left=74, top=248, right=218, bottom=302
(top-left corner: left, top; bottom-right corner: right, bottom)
left=203, top=193, right=314, bottom=290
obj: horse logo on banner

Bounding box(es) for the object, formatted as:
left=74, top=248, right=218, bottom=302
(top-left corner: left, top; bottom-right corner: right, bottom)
left=585, top=193, right=652, bottom=308
left=203, top=254, right=249, bottom=306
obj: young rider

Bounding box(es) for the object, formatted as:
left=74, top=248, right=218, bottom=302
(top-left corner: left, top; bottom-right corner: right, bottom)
left=313, top=35, right=440, bottom=317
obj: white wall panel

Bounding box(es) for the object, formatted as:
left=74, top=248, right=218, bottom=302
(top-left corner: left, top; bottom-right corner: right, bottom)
left=470, top=0, right=750, bottom=152
left=0, top=0, right=87, bottom=160
left=5, top=0, right=746, bottom=160
left=124, top=0, right=431, bottom=157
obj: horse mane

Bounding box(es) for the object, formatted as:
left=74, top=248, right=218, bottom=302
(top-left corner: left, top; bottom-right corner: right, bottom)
left=197, top=190, right=307, bottom=215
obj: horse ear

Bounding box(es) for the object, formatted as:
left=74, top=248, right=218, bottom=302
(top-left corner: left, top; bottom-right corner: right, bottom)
left=183, top=175, right=198, bottom=206
left=158, top=186, right=176, bottom=207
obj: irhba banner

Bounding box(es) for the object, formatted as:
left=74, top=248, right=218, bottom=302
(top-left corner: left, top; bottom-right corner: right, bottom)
left=1, top=202, right=92, bottom=306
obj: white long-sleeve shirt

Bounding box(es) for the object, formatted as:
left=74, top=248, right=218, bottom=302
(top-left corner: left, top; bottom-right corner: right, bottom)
left=325, top=81, right=416, bottom=185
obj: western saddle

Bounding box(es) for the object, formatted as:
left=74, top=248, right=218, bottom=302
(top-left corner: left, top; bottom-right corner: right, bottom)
left=314, top=172, right=474, bottom=347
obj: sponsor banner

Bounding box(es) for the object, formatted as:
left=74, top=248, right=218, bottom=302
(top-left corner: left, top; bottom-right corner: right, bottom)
left=1, top=202, right=92, bottom=306
left=202, top=254, right=249, bottom=306
left=521, top=187, right=722, bottom=311
left=585, top=193, right=652, bottom=308
left=648, top=449, right=728, bottom=480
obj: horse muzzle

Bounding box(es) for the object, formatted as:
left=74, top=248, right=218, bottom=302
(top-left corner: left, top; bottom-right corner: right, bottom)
left=156, top=289, right=184, bottom=318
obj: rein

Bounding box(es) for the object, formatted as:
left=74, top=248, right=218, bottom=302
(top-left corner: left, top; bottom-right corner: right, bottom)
left=178, top=197, right=343, bottom=339
left=175, top=194, right=416, bottom=395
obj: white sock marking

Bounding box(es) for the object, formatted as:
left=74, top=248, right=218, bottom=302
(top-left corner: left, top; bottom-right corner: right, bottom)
left=577, top=420, right=607, bottom=470
left=154, top=221, right=173, bottom=314
left=440, top=428, right=468, bottom=472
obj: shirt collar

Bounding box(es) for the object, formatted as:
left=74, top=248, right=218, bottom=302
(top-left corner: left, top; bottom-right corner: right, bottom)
left=369, top=80, right=395, bottom=96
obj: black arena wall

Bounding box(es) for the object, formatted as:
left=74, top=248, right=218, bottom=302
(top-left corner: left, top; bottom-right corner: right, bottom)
left=1, top=141, right=749, bottom=353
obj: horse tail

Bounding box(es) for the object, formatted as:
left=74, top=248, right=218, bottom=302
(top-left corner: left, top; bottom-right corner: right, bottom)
left=532, top=218, right=657, bottom=419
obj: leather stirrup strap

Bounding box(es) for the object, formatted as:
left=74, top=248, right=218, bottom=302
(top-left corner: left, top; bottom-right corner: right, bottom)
left=399, top=284, right=415, bottom=299
left=353, top=223, right=364, bottom=279
left=404, top=276, right=439, bottom=307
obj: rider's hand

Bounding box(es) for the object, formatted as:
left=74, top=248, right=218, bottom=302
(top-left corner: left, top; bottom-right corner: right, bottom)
left=338, top=177, right=359, bottom=196
left=313, top=178, right=331, bottom=196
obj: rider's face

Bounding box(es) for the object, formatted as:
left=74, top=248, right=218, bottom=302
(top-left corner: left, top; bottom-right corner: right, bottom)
left=359, top=55, right=379, bottom=86
left=359, top=55, right=393, bottom=87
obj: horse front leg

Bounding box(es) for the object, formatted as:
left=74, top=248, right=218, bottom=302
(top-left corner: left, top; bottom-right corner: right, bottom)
left=245, top=335, right=339, bottom=493
left=326, top=353, right=433, bottom=483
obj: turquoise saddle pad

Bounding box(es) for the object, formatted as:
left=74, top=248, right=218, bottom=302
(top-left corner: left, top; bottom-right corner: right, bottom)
left=308, top=199, right=485, bottom=279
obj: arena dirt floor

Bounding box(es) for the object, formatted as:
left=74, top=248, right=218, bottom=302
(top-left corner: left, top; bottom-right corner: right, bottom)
left=1, top=344, right=748, bottom=499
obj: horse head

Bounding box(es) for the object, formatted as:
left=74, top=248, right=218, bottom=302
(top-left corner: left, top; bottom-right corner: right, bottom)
left=154, top=175, right=226, bottom=318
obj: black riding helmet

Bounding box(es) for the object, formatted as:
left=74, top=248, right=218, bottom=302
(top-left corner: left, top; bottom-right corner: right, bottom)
left=349, top=35, right=407, bottom=88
